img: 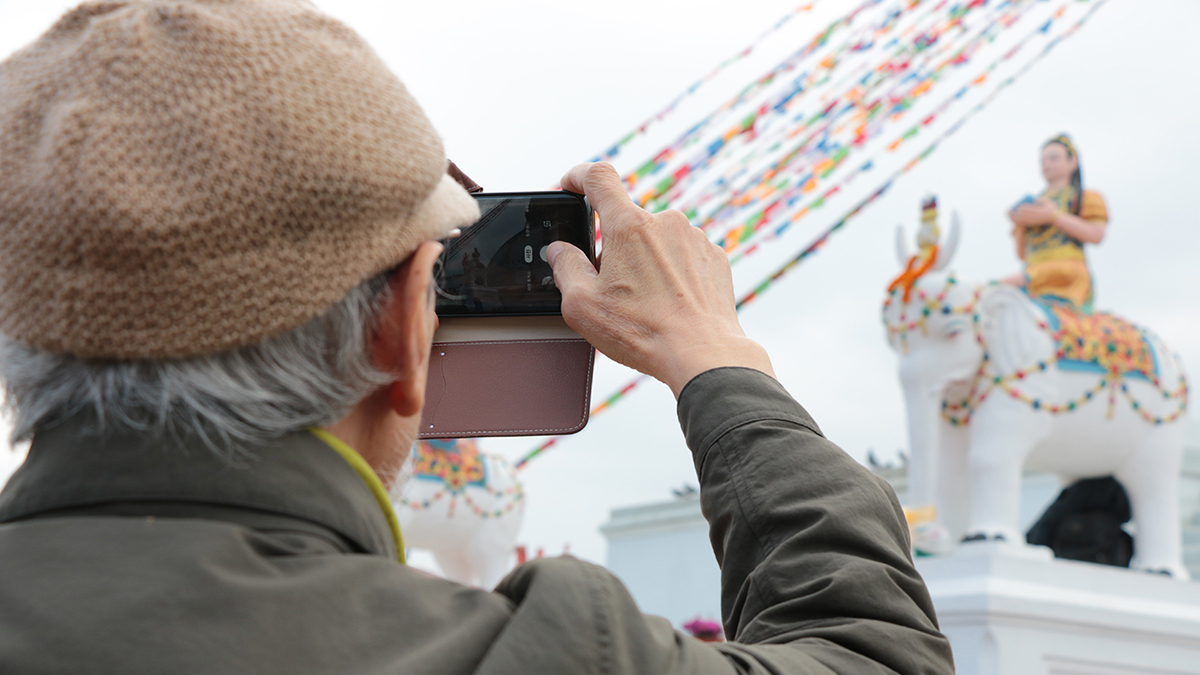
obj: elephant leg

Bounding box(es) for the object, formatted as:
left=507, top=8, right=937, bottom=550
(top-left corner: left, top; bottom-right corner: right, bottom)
left=464, top=508, right=524, bottom=591
left=965, top=403, right=1048, bottom=543
left=936, top=419, right=972, bottom=542
left=473, top=543, right=516, bottom=591
left=433, top=549, right=479, bottom=587
left=1114, top=433, right=1189, bottom=579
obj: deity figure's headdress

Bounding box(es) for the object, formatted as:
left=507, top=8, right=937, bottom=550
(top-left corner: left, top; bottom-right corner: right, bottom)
left=1044, top=133, right=1084, bottom=216
left=916, top=196, right=940, bottom=250
left=887, top=196, right=960, bottom=302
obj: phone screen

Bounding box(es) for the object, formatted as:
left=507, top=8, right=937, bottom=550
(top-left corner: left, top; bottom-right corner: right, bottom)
left=434, top=192, right=593, bottom=316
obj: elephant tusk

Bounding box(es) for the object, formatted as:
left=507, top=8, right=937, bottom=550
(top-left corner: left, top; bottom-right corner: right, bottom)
left=895, top=224, right=911, bottom=267
left=933, top=212, right=961, bottom=271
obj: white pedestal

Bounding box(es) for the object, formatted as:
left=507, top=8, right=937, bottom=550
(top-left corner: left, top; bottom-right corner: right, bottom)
left=916, top=545, right=1200, bottom=675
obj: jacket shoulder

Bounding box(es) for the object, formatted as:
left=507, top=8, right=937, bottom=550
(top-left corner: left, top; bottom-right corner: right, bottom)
left=0, top=516, right=516, bottom=675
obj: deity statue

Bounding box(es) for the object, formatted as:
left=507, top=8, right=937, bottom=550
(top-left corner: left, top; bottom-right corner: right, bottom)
left=883, top=216, right=1189, bottom=577
left=1003, top=134, right=1109, bottom=311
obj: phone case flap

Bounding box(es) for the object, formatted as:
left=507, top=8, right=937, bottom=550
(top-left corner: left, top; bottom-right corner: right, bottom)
left=419, top=317, right=594, bottom=439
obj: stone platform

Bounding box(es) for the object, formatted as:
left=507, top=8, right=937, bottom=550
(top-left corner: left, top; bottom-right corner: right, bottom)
left=916, top=544, right=1200, bottom=674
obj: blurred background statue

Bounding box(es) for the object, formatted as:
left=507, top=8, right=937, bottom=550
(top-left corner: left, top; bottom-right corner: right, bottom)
left=394, top=439, right=525, bottom=589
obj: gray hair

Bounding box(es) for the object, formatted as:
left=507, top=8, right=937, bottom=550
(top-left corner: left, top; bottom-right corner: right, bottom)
left=0, top=272, right=396, bottom=453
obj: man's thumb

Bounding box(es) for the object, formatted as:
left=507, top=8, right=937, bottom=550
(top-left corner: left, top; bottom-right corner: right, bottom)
left=547, top=241, right=597, bottom=295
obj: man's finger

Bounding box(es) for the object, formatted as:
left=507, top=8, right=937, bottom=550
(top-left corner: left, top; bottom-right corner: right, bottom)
left=560, top=163, right=645, bottom=239
left=547, top=241, right=598, bottom=300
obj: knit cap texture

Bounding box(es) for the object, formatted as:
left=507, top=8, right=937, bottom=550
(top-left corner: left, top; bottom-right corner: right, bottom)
left=0, top=0, right=480, bottom=359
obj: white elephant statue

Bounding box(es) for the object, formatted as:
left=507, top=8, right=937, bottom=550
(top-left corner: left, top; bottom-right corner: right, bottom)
left=394, top=439, right=525, bottom=589
left=883, top=223, right=1190, bottom=577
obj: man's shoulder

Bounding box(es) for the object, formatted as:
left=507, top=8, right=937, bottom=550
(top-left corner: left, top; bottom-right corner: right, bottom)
left=494, top=555, right=613, bottom=597
left=0, top=515, right=515, bottom=674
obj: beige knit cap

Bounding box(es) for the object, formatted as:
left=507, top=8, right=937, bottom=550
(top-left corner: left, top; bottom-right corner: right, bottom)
left=0, top=0, right=480, bottom=359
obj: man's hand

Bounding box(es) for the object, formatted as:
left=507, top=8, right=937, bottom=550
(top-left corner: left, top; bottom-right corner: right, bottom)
left=1012, top=199, right=1058, bottom=228
left=547, top=162, right=775, bottom=397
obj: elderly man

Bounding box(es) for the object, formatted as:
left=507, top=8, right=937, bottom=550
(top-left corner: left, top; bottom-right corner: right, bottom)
left=0, top=2, right=952, bottom=674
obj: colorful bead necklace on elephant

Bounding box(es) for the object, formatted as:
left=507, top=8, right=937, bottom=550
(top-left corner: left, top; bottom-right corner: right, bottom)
left=943, top=309, right=1188, bottom=426
left=398, top=485, right=524, bottom=520
left=397, top=441, right=525, bottom=519
left=883, top=278, right=1189, bottom=426
left=882, top=274, right=981, bottom=353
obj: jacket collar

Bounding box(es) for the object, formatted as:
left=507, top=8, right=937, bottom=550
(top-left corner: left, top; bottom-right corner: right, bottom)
left=0, top=416, right=398, bottom=561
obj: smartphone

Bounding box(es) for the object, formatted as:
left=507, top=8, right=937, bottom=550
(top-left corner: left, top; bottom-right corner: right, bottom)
left=434, top=191, right=595, bottom=316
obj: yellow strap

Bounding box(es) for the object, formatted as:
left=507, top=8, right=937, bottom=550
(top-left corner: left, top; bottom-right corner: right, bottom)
left=308, top=428, right=406, bottom=564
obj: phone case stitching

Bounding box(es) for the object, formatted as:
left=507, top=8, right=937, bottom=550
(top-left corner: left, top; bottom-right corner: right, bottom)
left=431, top=339, right=588, bottom=347
left=419, top=345, right=595, bottom=436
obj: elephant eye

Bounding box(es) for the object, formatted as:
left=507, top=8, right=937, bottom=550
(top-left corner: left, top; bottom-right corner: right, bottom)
left=943, top=323, right=967, bottom=339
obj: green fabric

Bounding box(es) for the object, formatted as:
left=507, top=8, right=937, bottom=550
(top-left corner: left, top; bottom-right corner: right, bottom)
left=0, top=416, right=399, bottom=561
left=309, top=427, right=406, bottom=564
left=0, top=369, right=952, bottom=674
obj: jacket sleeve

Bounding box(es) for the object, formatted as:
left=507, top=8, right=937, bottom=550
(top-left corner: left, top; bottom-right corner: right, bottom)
left=489, top=367, right=952, bottom=675
left=679, top=367, right=952, bottom=674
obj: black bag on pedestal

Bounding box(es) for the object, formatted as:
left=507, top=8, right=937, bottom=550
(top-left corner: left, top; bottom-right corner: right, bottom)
left=1026, top=476, right=1133, bottom=568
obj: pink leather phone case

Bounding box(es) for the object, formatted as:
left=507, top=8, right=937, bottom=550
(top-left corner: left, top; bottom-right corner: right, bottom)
left=418, top=317, right=595, bottom=438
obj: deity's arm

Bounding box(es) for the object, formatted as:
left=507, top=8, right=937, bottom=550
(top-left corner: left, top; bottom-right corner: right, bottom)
left=1051, top=210, right=1107, bottom=244
left=1012, top=220, right=1027, bottom=261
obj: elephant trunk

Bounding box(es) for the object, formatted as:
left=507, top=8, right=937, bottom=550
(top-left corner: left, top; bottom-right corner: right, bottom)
left=901, top=381, right=942, bottom=509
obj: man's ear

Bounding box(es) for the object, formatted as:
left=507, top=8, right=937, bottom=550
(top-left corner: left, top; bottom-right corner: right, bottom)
left=373, top=241, right=444, bottom=418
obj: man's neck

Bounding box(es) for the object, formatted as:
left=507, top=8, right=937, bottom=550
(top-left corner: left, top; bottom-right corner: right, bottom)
left=323, top=390, right=415, bottom=491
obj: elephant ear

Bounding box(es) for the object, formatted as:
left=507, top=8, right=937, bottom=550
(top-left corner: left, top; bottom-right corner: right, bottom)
left=977, top=286, right=1047, bottom=374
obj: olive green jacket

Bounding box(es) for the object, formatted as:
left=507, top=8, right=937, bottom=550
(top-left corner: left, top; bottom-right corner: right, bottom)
left=0, top=367, right=953, bottom=674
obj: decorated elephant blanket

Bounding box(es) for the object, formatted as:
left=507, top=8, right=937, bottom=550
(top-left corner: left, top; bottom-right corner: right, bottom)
left=1035, top=302, right=1157, bottom=381
left=414, top=439, right=487, bottom=492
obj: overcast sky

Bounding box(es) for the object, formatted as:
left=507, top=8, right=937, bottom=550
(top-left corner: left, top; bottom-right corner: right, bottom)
left=1, top=0, right=1197, bottom=568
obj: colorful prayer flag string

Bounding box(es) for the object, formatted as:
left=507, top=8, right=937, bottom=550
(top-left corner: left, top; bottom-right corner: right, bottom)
left=733, top=0, right=1110, bottom=307
left=514, top=374, right=649, bottom=470
left=626, top=0, right=979, bottom=209
left=724, top=0, right=1096, bottom=267
left=593, top=1, right=893, bottom=166
left=591, top=4, right=821, bottom=165
left=514, top=0, right=1110, bottom=471
left=673, top=0, right=1061, bottom=258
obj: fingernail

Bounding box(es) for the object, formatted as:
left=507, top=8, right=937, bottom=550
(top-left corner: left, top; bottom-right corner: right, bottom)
left=547, top=241, right=565, bottom=265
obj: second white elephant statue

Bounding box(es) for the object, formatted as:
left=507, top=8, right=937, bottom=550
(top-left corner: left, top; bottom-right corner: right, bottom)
left=883, top=261, right=1189, bottom=577
left=394, top=439, right=525, bottom=589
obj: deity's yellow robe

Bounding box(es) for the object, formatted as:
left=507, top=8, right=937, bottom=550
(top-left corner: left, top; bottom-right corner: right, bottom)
left=1021, top=188, right=1108, bottom=309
